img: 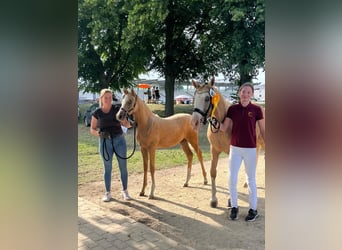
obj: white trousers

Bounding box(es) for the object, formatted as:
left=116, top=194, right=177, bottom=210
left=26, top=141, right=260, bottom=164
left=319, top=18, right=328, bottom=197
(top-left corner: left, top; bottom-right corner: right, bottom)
left=229, top=145, right=258, bottom=210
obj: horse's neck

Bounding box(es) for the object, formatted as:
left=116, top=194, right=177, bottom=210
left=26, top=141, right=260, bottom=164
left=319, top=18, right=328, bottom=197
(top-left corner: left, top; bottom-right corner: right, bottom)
left=213, top=95, right=229, bottom=122
left=133, top=98, right=154, bottom=127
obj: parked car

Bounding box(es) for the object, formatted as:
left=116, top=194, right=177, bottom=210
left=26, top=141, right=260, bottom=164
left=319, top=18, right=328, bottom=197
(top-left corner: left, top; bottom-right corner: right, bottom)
left=83, top=103, right=99, bottom=126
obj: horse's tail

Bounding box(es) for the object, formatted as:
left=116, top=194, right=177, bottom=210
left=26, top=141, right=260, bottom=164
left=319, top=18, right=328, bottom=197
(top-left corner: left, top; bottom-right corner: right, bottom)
left=180, top=139, right=195, bottom=153
left=187, top=141, right=195, bottom=152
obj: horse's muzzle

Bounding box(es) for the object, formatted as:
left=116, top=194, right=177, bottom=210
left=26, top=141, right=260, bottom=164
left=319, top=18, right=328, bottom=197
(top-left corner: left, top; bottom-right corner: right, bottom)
left=116, top=108, right=127, bottom=121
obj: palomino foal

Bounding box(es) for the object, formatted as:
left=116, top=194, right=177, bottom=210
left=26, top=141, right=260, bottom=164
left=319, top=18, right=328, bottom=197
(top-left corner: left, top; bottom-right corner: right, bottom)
left=116, top=87, right=208, bottom=199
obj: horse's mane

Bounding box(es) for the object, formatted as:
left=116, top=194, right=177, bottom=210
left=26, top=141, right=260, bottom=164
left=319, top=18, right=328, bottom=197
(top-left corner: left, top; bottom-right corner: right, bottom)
left=133, top=91, right=154, bottom=116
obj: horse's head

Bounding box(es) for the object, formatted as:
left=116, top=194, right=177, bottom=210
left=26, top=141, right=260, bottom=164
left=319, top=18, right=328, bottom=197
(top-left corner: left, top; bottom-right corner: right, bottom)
left=116, top=87, right=138, bottom=122
left=191, top=77, right=217, bottom=130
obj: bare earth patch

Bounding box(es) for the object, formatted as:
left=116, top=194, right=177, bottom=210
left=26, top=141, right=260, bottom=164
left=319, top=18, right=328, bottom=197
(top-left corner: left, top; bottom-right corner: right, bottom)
left=79, top=153, right=265, bottom=250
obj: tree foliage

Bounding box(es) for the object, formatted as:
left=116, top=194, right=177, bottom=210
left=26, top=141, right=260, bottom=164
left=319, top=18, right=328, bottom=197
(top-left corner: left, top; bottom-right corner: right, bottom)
left=126, top=0, right=223, bottom=115
left=78, top=0, right=149, bottom=92
left=205, top=0, right=265, bottom=85
left=78, top=0, right=265, bottom=114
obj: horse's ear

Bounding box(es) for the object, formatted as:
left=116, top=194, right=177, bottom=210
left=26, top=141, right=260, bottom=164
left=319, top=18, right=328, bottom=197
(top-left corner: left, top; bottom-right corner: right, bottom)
left=209, top=77, right=215, bottom=87
left=123, top=87, right=128, bottom=95
left=130, top=86, right=136, bottom=95
left=192, top=79, right=198, bottom=89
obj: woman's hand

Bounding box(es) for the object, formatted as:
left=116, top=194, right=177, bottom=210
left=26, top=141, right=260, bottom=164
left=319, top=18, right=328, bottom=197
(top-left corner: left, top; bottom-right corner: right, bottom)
left=121, top=117, right=132, bottom=128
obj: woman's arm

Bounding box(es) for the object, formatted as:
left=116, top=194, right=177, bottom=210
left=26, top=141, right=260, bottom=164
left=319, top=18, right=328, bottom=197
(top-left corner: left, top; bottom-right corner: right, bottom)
left=257, top=118, right=265, bottom=144
left=90, top=116, right=100, bottom=137
left=220, top=117, right=231, bottom=133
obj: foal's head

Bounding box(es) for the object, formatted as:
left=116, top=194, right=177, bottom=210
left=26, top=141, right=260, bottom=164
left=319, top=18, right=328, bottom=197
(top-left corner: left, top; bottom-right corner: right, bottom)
left=116, top=87, right=137, bottom=122
left=191, top=77, right=217, bottom=130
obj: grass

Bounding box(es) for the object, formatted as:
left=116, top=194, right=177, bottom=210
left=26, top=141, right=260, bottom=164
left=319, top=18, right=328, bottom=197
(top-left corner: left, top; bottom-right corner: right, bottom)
left=78, top=103, right=220, bottom=186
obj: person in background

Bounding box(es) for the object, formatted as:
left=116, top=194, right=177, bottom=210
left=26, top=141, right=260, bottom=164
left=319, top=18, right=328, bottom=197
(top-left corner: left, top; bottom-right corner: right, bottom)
left=90, top=88, right=132, bottom=202
left=220, top=83, right=265, bottom=221
left=155, top=86, right=160, bottom=102
left=147, top=87, right=152, bottom=103
left=151, top=86, right=156, bottom=102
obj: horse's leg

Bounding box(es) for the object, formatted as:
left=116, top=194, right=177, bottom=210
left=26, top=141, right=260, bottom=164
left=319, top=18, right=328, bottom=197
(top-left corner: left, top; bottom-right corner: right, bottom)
left=140, top=148, right=149, bottom=196
left=180, top=140, right=193, bottom=187
left=148, top=149, right=156, bottom=199
left=188, top=139, right=208, bottom=185
left=210, top=149, right=220, bottom=208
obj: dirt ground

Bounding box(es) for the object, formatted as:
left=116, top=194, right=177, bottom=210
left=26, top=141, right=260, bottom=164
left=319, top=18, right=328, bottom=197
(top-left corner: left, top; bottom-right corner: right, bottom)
left=78, top=152, right=265, bottom=250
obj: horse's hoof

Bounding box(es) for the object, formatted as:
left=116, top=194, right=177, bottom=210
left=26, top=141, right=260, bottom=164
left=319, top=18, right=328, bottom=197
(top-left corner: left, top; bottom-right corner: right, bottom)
left=204, top=180, right=208, bottom=185
left=139, top=192, right=145, bottom=196
left=243, top=182, right=248, bottom=188
left=183, top=183, right=188, bottom=187
left=227, top=199, right=231, bottom=207
left=148, top=195, right=155, bottom=199
left=210, top=200, right=218, bottom=208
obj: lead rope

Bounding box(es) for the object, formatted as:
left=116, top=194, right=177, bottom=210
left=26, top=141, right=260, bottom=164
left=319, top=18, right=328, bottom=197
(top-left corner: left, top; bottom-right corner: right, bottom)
left=208, top=117, right=221, bottom=133
left=102, top=117, right=137, bottom=161
left=102, top=138, right=110, bottom=161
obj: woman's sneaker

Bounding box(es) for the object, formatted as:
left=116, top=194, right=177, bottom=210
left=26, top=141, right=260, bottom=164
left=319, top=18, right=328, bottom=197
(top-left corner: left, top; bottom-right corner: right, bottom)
left=102, top=192, right=112, bottom=202
left=122, top=190, right=132, bottom=200
left=230, top=207, right=239, bottom=220
left=245, top=209, right=259, bottom=221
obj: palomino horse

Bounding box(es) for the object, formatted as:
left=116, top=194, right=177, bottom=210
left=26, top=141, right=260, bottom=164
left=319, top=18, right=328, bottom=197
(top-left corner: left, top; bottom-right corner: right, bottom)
left=191, top=78, right=265, bottom=208
left=116, top=87, right=208, bottom=199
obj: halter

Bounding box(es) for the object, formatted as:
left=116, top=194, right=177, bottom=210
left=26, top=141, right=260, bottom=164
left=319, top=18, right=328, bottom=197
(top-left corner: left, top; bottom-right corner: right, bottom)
left=193, top=88, right=221, bottom=132
left=119, top=94, right=138, bottom=116
left=193, top=88, right=215, bottom=125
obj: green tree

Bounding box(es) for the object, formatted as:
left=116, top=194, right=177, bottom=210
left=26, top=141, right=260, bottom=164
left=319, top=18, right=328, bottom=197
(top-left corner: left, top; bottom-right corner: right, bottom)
left=206, top=0, right=265, bottom=86
left=126, top=0, right=264, bottom=115
left=127, top=0, right=216, bottom=116
left=78, top=0, right=265, bottom=114
left=78, top=0, right=149, bottom=93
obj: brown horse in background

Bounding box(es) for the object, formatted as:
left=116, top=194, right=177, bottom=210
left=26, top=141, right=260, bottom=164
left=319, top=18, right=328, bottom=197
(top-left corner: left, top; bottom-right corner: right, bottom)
left=191, top=78, right=265, bottom=207
left=116, top=87, right=208, bottom=199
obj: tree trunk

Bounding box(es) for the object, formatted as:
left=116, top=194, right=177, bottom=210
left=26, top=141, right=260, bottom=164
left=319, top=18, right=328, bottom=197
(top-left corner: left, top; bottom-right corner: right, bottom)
left=164, top=75, right=175, bottom=116
left=239, top=73, right=252, bottom=86
left=164, top=1, right=176, bottom=117
left=238, top=60, right=252, bottom=86
left=99, top=72, right=109, bottom=89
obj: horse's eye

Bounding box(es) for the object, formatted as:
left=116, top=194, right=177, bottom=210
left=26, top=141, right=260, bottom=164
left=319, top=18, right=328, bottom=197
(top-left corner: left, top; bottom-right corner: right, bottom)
left=205, top=96, right=210, bottom=102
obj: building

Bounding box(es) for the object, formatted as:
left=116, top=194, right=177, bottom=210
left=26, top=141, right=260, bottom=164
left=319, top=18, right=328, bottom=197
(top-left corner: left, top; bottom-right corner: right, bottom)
left=254, top=83, right=265, bottom=102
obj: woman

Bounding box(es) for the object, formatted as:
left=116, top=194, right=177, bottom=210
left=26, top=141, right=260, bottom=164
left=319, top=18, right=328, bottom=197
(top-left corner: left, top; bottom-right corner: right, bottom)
left=90, top=88, right=132, bottom=202
left=220, top=83, right=265, bottom=221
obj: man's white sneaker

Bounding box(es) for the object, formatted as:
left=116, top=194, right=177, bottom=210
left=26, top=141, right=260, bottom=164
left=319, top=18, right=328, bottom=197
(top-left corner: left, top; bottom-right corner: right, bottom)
left=122, top=190, right=132, bottom=200
left=102, top=192, right=111, bottom=202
